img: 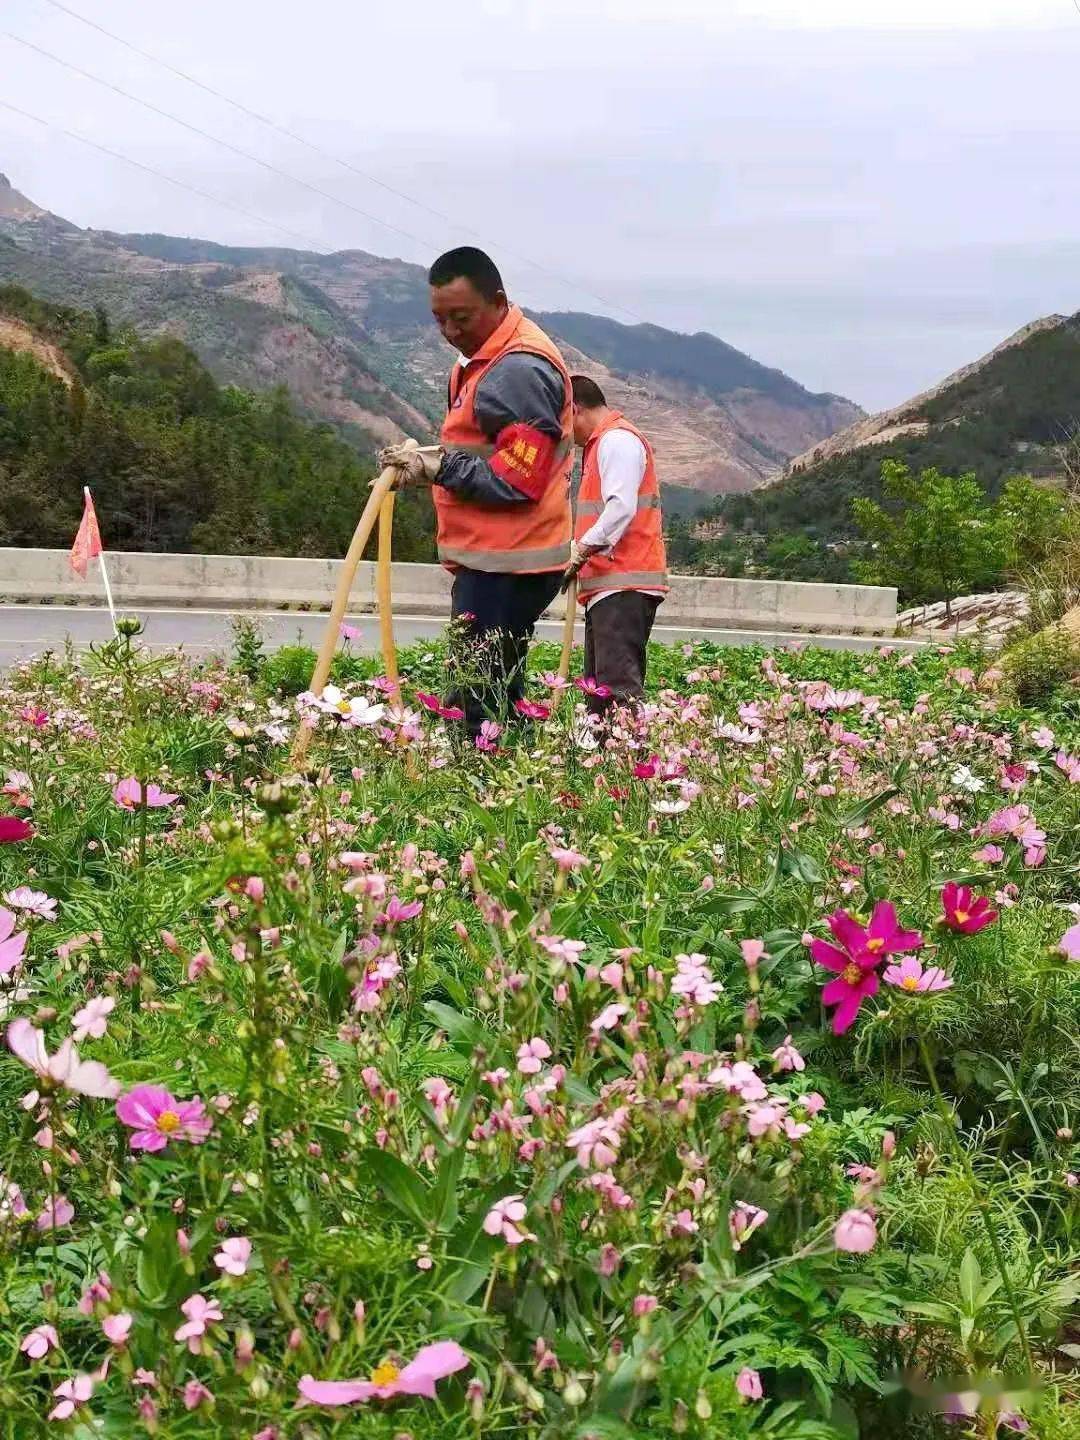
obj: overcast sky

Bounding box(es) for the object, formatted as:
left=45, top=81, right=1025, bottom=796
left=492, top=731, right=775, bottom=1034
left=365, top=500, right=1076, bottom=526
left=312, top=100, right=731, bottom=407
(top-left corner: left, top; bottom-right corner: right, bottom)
left=3, top=0, right=1079, bottom=409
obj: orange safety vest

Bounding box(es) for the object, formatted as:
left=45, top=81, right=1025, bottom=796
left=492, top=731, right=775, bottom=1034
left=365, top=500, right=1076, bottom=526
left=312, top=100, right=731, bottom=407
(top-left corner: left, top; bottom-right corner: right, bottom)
left=575, top=410, right=668, bottom=601
left=436, top=305, right=573, bottom=574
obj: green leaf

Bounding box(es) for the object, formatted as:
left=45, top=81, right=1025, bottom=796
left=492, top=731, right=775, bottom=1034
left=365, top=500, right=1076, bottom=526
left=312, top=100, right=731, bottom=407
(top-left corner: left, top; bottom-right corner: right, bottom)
left=424, top=1001, right=493, bottom=1054
left=839, top=787, right=899, bottom=828
left=783, top=848, right=825, bottom=886
left=432, top=1145, right=466, bottom=1232
left=359, top=1148, right=430, bottom=1227
left=958, top=1247, right=981, bottom=1312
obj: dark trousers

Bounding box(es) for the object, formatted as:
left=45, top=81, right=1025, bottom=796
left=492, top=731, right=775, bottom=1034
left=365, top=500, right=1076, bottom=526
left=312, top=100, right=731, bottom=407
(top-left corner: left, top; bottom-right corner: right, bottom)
left=448, top=568, right=563, bottom=737
left=583, top=590, right=661, bottom=714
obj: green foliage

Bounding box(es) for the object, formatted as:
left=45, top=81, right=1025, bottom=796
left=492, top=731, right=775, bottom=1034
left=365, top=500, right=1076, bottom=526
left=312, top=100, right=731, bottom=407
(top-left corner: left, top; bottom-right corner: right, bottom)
left=0, top=631, right=1078, bottom=1436
left=852, top=460, right=1003, bottom=610
left=0, top=283, right=436, bottom=562
left=1001, top=627, right=1080, bottom=706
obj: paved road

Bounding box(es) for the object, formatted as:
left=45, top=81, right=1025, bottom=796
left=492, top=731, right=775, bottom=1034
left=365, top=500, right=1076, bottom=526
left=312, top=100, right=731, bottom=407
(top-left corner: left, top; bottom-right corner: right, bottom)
left=0, top=604, right=920, bottom=669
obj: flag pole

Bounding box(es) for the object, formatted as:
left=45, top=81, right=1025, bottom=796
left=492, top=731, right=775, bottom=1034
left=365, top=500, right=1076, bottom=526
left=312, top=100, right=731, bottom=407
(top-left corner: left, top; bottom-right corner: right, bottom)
left=84, top=488, right=119, bottom=638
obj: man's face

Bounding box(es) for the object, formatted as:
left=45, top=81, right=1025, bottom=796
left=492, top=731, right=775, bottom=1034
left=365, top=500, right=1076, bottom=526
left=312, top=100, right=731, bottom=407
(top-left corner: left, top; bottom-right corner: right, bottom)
left=572, top=404, right=594, bottom=447
left=430, top=277, right=507, bottom=358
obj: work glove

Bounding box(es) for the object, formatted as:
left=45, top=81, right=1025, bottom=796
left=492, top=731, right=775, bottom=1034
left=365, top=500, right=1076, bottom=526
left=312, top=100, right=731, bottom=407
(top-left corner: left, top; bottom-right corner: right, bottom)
left=375, top=438, right=443, bottom=487
left=560, top=539, right=597, bottom=592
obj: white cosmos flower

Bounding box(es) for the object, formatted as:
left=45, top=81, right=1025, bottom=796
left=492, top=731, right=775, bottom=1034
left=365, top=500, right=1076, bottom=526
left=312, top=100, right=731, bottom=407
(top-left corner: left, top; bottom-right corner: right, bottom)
left=653, top=798, right=691, bottom=815
left=950, top=765, right=985, bottom=794
left=6, top=1019, right=120, bottom=1099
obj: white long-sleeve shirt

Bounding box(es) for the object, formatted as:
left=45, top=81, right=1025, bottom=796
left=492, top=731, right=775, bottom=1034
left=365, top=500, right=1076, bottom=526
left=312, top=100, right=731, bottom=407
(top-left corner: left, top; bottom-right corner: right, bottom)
left=579, top=428, right=665, bottom=610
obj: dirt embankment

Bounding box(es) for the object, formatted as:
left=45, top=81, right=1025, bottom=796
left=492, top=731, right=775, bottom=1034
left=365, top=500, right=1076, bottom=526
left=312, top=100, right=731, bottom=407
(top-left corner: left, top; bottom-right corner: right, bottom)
left=0, top=315, right=76, bottom=386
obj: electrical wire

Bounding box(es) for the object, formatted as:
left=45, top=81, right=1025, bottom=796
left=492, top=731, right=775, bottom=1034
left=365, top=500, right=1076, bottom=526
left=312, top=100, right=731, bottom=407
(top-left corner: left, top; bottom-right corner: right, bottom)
left=3, top=28, right=438, bottom=261
left=31, top=0, right=645, bottom=322
left=0, top=97, right=337, bottom=253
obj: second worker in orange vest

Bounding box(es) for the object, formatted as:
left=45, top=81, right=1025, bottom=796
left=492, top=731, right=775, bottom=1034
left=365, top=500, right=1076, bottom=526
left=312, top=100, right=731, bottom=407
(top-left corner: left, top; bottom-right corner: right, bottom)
left=562, top=376, right=669, bottom=714
left=378, top=247, right=573, bottom=739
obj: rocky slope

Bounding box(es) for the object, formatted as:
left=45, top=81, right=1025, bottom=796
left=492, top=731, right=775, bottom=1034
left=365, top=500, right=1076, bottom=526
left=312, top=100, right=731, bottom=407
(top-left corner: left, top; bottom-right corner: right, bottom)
left=0, top=173, right=861, bottom=501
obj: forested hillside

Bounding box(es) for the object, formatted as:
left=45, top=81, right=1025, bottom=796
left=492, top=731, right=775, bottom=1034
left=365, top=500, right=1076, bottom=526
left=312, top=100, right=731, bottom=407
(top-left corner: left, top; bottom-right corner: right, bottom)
left=0, top=285, right=435, bottom=560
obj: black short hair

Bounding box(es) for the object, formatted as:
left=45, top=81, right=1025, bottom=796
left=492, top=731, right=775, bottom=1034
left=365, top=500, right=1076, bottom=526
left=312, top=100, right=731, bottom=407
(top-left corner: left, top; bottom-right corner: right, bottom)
left=571, top=375, right=607, bottom=408
left=428, top=247, right=505, bottom=302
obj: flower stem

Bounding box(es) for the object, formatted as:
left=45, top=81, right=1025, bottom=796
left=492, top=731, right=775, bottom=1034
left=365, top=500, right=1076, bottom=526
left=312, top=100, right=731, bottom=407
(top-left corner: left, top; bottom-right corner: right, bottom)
left=915, top=1030, right=1034, bottom=1374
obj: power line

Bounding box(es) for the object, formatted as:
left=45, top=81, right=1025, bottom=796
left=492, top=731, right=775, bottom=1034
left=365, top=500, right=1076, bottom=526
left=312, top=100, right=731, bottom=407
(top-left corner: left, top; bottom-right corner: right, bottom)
left=0, top=98, right=341, bottom=252
left=2, top=28, right=438, bottom=262
left=30, top=0, right=645, bottom=322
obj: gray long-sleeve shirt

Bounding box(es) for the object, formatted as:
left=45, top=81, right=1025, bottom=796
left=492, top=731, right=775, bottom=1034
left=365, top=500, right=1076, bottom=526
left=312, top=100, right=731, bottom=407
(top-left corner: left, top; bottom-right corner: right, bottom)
left=436, top=352, right=566, bottom=506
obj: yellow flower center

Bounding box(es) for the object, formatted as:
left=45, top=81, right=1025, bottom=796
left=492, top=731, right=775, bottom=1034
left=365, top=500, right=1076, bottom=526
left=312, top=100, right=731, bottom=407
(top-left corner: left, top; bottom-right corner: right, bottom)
left=335, top=700, right=351, bottom=715
left=841, top=963, right=862, bottom=986
left=901, top=976, right=920, bottom=991
left=865, top=937, right=884, bottom=953
left=156, top=1110, right=181, bottom=1134
left=370, top=1361, right=400, bottom=1386
left=954, top=910, right=969, bottom=925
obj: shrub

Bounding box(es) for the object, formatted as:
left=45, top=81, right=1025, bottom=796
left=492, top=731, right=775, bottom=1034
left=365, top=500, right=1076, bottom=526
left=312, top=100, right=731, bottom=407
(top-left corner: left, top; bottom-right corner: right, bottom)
left=1001, top=626, right=1080, bottom=706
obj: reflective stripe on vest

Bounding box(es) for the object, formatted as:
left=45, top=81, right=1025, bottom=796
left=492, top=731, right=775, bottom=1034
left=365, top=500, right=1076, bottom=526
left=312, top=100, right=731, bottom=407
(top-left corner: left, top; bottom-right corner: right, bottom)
left=438, top=540, right=571, bottom=572
left=435, top=305, right=573, bottom=574
left=576, top=493, right=662, bottom=519
left=578, top=568, right=668, bottom=593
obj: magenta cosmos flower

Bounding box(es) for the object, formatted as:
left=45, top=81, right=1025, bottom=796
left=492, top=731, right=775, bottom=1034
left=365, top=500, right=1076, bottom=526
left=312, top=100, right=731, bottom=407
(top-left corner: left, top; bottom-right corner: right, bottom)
left=833, top=1208, right=877, bottom=1253
left=298, top=1340, right=469, bottom=1406
left=883, top=956, right=953, bottom=994
left=116, top=1085, right=213, bottom=1151
left=940, top=882, right=998, bottom=935
left=0, top=816, right=33, bottom=843
left=810, top=903, right=923, bottom=1034
left=112, top=778, right=179, bottom=810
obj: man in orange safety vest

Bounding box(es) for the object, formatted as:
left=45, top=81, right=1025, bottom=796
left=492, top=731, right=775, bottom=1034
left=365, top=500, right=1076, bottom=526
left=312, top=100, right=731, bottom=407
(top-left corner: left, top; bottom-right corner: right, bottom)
left=561, top=375, right=668, bottom=713
left=378, top=247, right=573, bottom=739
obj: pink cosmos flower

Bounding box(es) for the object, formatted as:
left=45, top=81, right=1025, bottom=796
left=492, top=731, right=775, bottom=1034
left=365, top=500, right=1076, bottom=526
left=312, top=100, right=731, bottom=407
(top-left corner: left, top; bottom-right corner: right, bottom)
left=21, top=1323, right=59, bottom=1360
left=183, top=1379, right=214, bottom=1411
left=49, top=1365, right=106, bottom=1422
left=729, top=1201, right=768, bottom=1250
left=383, top=896, right=423, bottom=923
left=833, top=1209, right=877, bottom=1253
left=483, top=1194, right=536, bottom=1246
left=112, top=777, right=179, bottom=809
left=771, top=1035, right=805, bottom=1072
left=548, top=845, right=589, bottom=871
left=0, top=908, right=28, bottom=977
left=882, top=956, right=953, bottom=994
left=37, top=1195, right=75, bottom=1230
left=516, top=1037, right=552, bottom=1075
left=174, top=1294, right=223, bottom=1353
left=590, top=1003, right=628, bottom=1035
left=940, top=882, right=998, bottom=935
left=116, top=1085, right=213, bottom=1151
left=576, top=676, right=612, bottom=699
left=72, top=996, right=115, bottom=1044
left=972, top=843, right=1005, bottom=864
left=7, top=1018, right=120, bottom=1098
left=633, top=1294, right=658, bottom=1317
left=810, top=902, right=923, bottom=1034
left=299, top=1341, right=469, bottom=1406
left=339, top=622, right=360, bottom=642
left=0, top=816, right=33, bottom=843
left=740, top=938, right=766, bottom=968
left=736, top=1367, right=764, bottom=1401
left=102, top=1313, right=133, bottom=1346
left=799, top=1091, right=827, bottom=1116
left=214, top=1237, right=252, bottom=1277
left=671, top=952, right=722, bottom=1008
left=5, top=887, right=57, bottom=921
left=1058, top=924, right=1080, bottom=962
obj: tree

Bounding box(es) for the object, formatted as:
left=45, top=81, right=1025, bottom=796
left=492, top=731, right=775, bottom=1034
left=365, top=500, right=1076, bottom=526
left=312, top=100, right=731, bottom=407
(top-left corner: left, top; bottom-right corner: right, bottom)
left=991, top=474, right=1073, bottom=577
left=852, top=460, right=1003, bottom=616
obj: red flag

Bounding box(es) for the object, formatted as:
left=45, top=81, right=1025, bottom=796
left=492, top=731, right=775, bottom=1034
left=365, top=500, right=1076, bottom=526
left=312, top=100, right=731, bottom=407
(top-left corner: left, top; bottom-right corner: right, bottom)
left=70, top=488, right=103, bottom=578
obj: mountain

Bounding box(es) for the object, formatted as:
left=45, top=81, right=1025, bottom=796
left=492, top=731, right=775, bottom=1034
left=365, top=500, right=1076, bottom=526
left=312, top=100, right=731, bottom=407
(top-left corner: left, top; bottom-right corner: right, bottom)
left=0, top=173, right=861, bottom=504
left=718, top=310, right=1080, bottom=544
left=785, top=315, right=1070, bottom=473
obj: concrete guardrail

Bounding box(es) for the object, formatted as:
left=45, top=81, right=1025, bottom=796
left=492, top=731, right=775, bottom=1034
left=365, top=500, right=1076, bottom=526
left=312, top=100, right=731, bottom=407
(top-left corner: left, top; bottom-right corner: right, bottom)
left=0, top=549, right=898, bottom=637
